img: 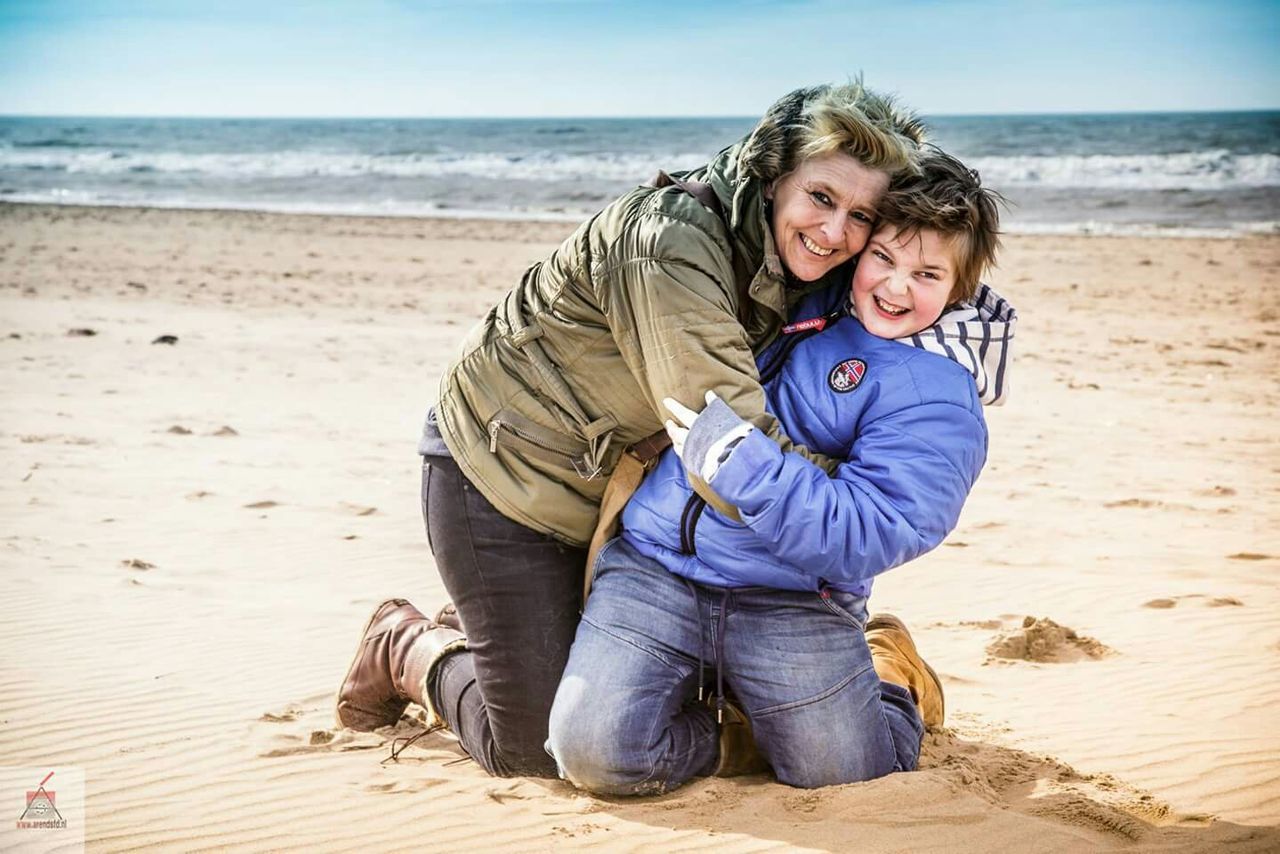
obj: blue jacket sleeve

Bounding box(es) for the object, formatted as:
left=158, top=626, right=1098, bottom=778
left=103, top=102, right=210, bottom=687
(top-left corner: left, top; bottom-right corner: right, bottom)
left=707, top=401, right=988, bottom=587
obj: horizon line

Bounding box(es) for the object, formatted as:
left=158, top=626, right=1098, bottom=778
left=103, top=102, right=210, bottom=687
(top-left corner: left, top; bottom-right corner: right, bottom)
left=3, top=107, right=1279, bottom=122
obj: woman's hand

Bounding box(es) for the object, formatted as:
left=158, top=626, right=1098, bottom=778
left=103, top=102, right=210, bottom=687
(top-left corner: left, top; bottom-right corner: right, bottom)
left=663, top=391, right=756, bottom=483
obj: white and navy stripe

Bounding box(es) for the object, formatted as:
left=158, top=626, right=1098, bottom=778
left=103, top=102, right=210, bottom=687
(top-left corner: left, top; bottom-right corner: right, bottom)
left=902, top=283, right=1018, bottom=406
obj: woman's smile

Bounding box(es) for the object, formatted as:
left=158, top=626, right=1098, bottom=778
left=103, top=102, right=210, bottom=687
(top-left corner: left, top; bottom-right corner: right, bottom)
left=769, top=152, right=890, bottom=282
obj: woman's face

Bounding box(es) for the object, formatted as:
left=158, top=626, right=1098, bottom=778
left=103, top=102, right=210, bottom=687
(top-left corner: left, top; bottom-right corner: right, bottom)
left=768, top=152, right=890, bottom=282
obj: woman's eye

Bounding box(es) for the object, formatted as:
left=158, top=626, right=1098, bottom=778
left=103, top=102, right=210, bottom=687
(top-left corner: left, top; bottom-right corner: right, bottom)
left=850, top=211, right=872, bottom=224
left=810, top=191, right=832, bottom=207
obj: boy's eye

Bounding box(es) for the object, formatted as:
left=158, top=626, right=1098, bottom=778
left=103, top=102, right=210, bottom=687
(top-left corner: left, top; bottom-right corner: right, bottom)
left=872, top=250, right=891, bottom=263
left=917, top=271, right=938, bottom=280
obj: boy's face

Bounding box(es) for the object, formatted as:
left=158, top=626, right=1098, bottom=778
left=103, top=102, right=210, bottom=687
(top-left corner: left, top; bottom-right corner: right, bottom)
left=850, top=225, right=958, bottom=339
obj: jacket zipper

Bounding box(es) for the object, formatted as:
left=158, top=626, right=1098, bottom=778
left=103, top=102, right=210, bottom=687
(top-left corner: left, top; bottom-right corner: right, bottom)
left=487, top=418, right=586, bottom=458
left=679, top=495, right=708, bottom=555
left=758, top=308, right=844, bottom=385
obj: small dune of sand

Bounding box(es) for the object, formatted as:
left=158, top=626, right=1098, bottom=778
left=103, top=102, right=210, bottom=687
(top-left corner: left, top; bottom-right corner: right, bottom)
left=986, top=616, right=1112, bottom=663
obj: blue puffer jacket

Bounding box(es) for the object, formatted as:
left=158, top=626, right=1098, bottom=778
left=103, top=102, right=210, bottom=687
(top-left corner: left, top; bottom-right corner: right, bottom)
left=619, top=281, right=1017, bottom=597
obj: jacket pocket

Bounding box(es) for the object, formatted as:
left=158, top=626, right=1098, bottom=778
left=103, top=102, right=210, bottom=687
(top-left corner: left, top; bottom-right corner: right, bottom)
left=420, top=461, right=434, bottom=554
left=486, top=408, right=590, bottom=467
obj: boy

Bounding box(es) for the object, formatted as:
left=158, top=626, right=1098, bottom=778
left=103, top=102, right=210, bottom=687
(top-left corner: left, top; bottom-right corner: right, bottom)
left=547, top=149, right=1017, bottom=792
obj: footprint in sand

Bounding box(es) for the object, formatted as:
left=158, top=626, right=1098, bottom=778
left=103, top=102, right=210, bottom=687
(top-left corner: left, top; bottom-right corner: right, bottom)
left=365, top=778, right=447, bottom=795
left=1142, top=594, right=1243, bottom=609
left=257, top=726, right=386, bottom=758
left=259, top=708, right=302, bottom=723
left=927, top=619, right=1002, bottom=630
left=985, top=617, right=1111, bottom=664
left=254, top=703, right=389, bottom=758
left=254, top=699, right=448, bottom=761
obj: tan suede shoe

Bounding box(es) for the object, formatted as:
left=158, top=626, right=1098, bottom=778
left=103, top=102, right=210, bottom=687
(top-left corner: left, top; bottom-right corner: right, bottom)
left=865, top=613, right=945, bottom=729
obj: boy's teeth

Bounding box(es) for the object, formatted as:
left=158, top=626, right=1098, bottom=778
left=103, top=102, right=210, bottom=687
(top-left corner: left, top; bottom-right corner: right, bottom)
left=875, top=295, right=908, bottom=315
left=800, top=234, right=833, bottom=256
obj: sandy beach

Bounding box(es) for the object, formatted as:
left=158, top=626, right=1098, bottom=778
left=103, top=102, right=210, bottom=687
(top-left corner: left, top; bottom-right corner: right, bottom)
left=2, top=201, right=1278, bottom=851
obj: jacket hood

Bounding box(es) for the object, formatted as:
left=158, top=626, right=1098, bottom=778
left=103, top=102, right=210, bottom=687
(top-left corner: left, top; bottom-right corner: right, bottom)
left=736, top=85, right=828, bottom=186
left=899, top=284, right=1018, bottom=406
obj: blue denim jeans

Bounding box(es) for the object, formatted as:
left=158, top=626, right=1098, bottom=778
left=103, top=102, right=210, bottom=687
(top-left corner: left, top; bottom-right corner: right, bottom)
left=546, top=537, right=924, bottom=793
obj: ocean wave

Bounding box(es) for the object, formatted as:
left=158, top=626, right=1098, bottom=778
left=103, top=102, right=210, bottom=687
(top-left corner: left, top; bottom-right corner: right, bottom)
left=9, top=138, right=112, bottom=149
left=0, top=148, right=709, bottom=182
left=969, top=150, right=1280, bottom=190
left=0, top=191, right=585, bottom=221
left=6, top=147, right=1275, bottom=190
left=1003, top=219, right=1279, bottom=238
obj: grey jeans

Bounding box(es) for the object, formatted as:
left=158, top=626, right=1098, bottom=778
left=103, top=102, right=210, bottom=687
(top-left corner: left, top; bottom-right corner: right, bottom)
left=421, top=417, right=586, bottom=778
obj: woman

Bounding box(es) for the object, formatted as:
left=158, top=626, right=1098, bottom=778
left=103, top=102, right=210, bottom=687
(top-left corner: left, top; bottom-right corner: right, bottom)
left=336, top=82, right=925, bottom=778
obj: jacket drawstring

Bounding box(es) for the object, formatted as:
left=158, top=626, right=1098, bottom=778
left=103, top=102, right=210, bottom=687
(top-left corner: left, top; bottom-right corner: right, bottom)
left=715, top=588, right=732, bottom=723
left=681, top=578, right=734, bottom=721
left=681, top=576, right=706, bottom=702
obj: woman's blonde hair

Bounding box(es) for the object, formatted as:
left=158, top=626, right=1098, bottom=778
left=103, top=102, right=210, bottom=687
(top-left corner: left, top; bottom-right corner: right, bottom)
left=739, top=81, right=926, bottom=184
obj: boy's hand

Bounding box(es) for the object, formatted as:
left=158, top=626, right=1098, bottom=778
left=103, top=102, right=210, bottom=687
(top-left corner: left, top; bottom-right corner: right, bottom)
left=663, top=390, right=755, bottom=483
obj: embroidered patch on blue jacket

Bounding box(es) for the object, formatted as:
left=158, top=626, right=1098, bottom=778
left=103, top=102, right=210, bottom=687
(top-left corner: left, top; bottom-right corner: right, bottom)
left=828, top=358, right=866, bottom=393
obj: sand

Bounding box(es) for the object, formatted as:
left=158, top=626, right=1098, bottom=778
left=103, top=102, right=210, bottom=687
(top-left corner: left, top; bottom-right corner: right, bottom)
left=1, top=202, right=1278, bottom=852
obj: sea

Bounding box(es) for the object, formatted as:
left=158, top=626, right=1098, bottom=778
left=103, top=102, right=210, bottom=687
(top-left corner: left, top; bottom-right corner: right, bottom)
left=1, top=112, right=1277, bottom=236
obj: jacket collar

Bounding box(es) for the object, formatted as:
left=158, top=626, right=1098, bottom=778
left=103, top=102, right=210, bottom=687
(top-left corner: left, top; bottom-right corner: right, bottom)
left=895, top=284, right=1019, bottom=406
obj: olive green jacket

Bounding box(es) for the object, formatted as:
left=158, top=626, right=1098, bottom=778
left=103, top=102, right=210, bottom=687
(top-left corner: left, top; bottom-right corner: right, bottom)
left=433, top=139, right=844, bottom=546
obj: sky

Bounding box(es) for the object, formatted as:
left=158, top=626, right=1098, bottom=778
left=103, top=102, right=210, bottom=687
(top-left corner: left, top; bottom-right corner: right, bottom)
left=0, top=0, right=1277, bottom=118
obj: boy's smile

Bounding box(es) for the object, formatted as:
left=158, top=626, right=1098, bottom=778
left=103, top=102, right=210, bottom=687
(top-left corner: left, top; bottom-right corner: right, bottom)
left=851, top=226, right=958, bottom=338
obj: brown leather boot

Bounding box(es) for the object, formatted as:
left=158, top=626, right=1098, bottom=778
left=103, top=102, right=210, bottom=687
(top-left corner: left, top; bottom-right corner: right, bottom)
left=433, top=601, right=464, bottom=633
left=335, top=598, right=466, bottom=731
left=865, top=613, right=945, bottom=729
left=712, top=698, right=770, bottom=777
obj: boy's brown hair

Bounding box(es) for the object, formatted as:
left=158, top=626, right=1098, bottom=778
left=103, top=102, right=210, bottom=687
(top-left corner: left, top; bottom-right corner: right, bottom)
left=876, top=146, right=1003, bottom=303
